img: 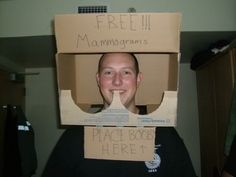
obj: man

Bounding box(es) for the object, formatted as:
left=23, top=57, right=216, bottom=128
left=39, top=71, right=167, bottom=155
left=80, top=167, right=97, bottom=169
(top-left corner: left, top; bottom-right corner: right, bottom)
left=42, top=53, right=196, bottom=177
left=96, top=53, right=142, bottom=114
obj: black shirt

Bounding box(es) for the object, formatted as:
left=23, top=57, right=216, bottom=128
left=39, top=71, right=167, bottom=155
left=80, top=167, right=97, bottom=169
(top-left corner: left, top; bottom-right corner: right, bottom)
left=42, top=126, right=196, bottom=177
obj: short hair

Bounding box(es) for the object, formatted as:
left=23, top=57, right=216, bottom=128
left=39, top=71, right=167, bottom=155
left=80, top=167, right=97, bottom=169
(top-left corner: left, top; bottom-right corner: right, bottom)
left=98, top=53, right=140, bottom=75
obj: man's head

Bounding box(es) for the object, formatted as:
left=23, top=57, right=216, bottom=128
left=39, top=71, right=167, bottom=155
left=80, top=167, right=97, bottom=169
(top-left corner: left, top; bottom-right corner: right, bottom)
left=96, top=53, right=142, bottom=113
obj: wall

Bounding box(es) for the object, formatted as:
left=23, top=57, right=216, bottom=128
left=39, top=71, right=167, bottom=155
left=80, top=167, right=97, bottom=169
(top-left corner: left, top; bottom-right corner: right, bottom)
left=0, top=0, right=236, bottom=37
left=177, top=63, right=200, bottom=176
left=25, top=64, right=200, bottom=177
left=25, top=68, right=64, bottom=177
left=0, top=56, right=24, bottom=73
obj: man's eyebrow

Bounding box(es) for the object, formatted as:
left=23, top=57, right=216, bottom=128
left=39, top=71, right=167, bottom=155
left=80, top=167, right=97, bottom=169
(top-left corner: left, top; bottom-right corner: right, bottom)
left=121, top=67, right=136, bottom=72
left=100, top=66, right=134, bottom=69
left=122, top=67, right=135, bottom=70
left=100, top=67, right=113, bottom=70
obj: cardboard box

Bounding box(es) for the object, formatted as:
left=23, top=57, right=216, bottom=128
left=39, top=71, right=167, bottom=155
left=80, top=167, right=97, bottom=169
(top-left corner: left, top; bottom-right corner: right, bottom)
left=54, top=13, right=181, bottom=127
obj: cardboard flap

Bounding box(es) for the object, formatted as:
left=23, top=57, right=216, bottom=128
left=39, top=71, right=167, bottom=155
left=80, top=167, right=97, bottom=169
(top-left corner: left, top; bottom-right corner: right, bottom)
left=84, top=126, right=156, bottom=161
left=59, top=90, right=177, bottom=126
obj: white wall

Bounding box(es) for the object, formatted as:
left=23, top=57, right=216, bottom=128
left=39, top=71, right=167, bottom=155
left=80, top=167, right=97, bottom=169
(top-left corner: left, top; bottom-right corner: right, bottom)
left=25, top=64, right=200, bottom=177
left=0, top=0, right=236, bottom=37
left=176, top=63, right=200, bottom=177
left=25, top=68, right=64, bottom=177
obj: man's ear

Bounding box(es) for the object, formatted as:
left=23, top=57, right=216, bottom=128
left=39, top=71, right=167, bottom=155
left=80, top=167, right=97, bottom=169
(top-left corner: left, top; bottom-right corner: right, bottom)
left=137, top=72, right=143, bottom=88
left=96, top=73, right=100, bottom=86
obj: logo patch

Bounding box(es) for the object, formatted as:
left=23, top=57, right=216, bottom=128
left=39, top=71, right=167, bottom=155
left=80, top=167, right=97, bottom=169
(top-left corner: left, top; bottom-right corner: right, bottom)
left=145, top=145, right=161, bottom=173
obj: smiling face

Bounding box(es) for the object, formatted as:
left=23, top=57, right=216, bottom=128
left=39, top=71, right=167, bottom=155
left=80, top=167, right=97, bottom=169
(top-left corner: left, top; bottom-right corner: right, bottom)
left=96, top=53, right=142, bottom=113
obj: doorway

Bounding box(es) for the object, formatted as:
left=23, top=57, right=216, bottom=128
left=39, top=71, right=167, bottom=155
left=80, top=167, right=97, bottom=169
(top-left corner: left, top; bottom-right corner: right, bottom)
left=0, top=69, right=25, bottom=176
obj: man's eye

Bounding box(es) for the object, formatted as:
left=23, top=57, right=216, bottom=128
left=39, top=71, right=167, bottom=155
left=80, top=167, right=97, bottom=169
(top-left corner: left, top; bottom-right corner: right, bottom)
left=123, top=71, right=132, bottom=75
left=104, top=71, right=113, bottom=75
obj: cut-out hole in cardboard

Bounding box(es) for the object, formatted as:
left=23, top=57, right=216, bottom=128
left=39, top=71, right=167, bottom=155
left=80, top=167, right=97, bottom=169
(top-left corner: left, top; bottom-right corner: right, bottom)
left=57, top=53, right=178, bottom=113
left=56, top=53, right=179, bottom=126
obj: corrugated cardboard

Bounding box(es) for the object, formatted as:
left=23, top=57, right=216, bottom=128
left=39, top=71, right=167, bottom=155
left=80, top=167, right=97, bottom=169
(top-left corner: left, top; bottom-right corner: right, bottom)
left=84, top=126, right=155, bottom=161
left=54, top=13, right=181, bottom=127
left=55, top=13, right=181, bottom=53
left=56, top=54, right=179, bottom=126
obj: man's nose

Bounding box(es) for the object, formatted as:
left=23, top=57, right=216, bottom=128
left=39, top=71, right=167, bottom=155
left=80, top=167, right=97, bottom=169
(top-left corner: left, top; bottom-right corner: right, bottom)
left=112, top=73, right=122, bottom=86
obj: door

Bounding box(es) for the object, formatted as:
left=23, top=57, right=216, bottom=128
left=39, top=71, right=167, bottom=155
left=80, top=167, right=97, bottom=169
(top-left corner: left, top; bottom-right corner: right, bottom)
left=0, top=69, right=25, bottom=176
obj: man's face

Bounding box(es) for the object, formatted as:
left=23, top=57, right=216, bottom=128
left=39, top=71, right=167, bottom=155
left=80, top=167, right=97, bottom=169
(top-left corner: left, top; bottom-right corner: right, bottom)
left=96, top=53, right=142, bottom=111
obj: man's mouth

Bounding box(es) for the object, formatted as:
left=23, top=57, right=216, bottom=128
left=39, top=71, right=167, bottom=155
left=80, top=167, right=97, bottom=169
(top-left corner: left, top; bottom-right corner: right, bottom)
left=110, top=89, right=125, bottom=94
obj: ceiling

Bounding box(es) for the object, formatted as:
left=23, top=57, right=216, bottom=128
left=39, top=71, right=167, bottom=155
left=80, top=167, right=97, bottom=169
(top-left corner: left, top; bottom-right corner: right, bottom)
left=0, top=31, right=236, bottom=69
